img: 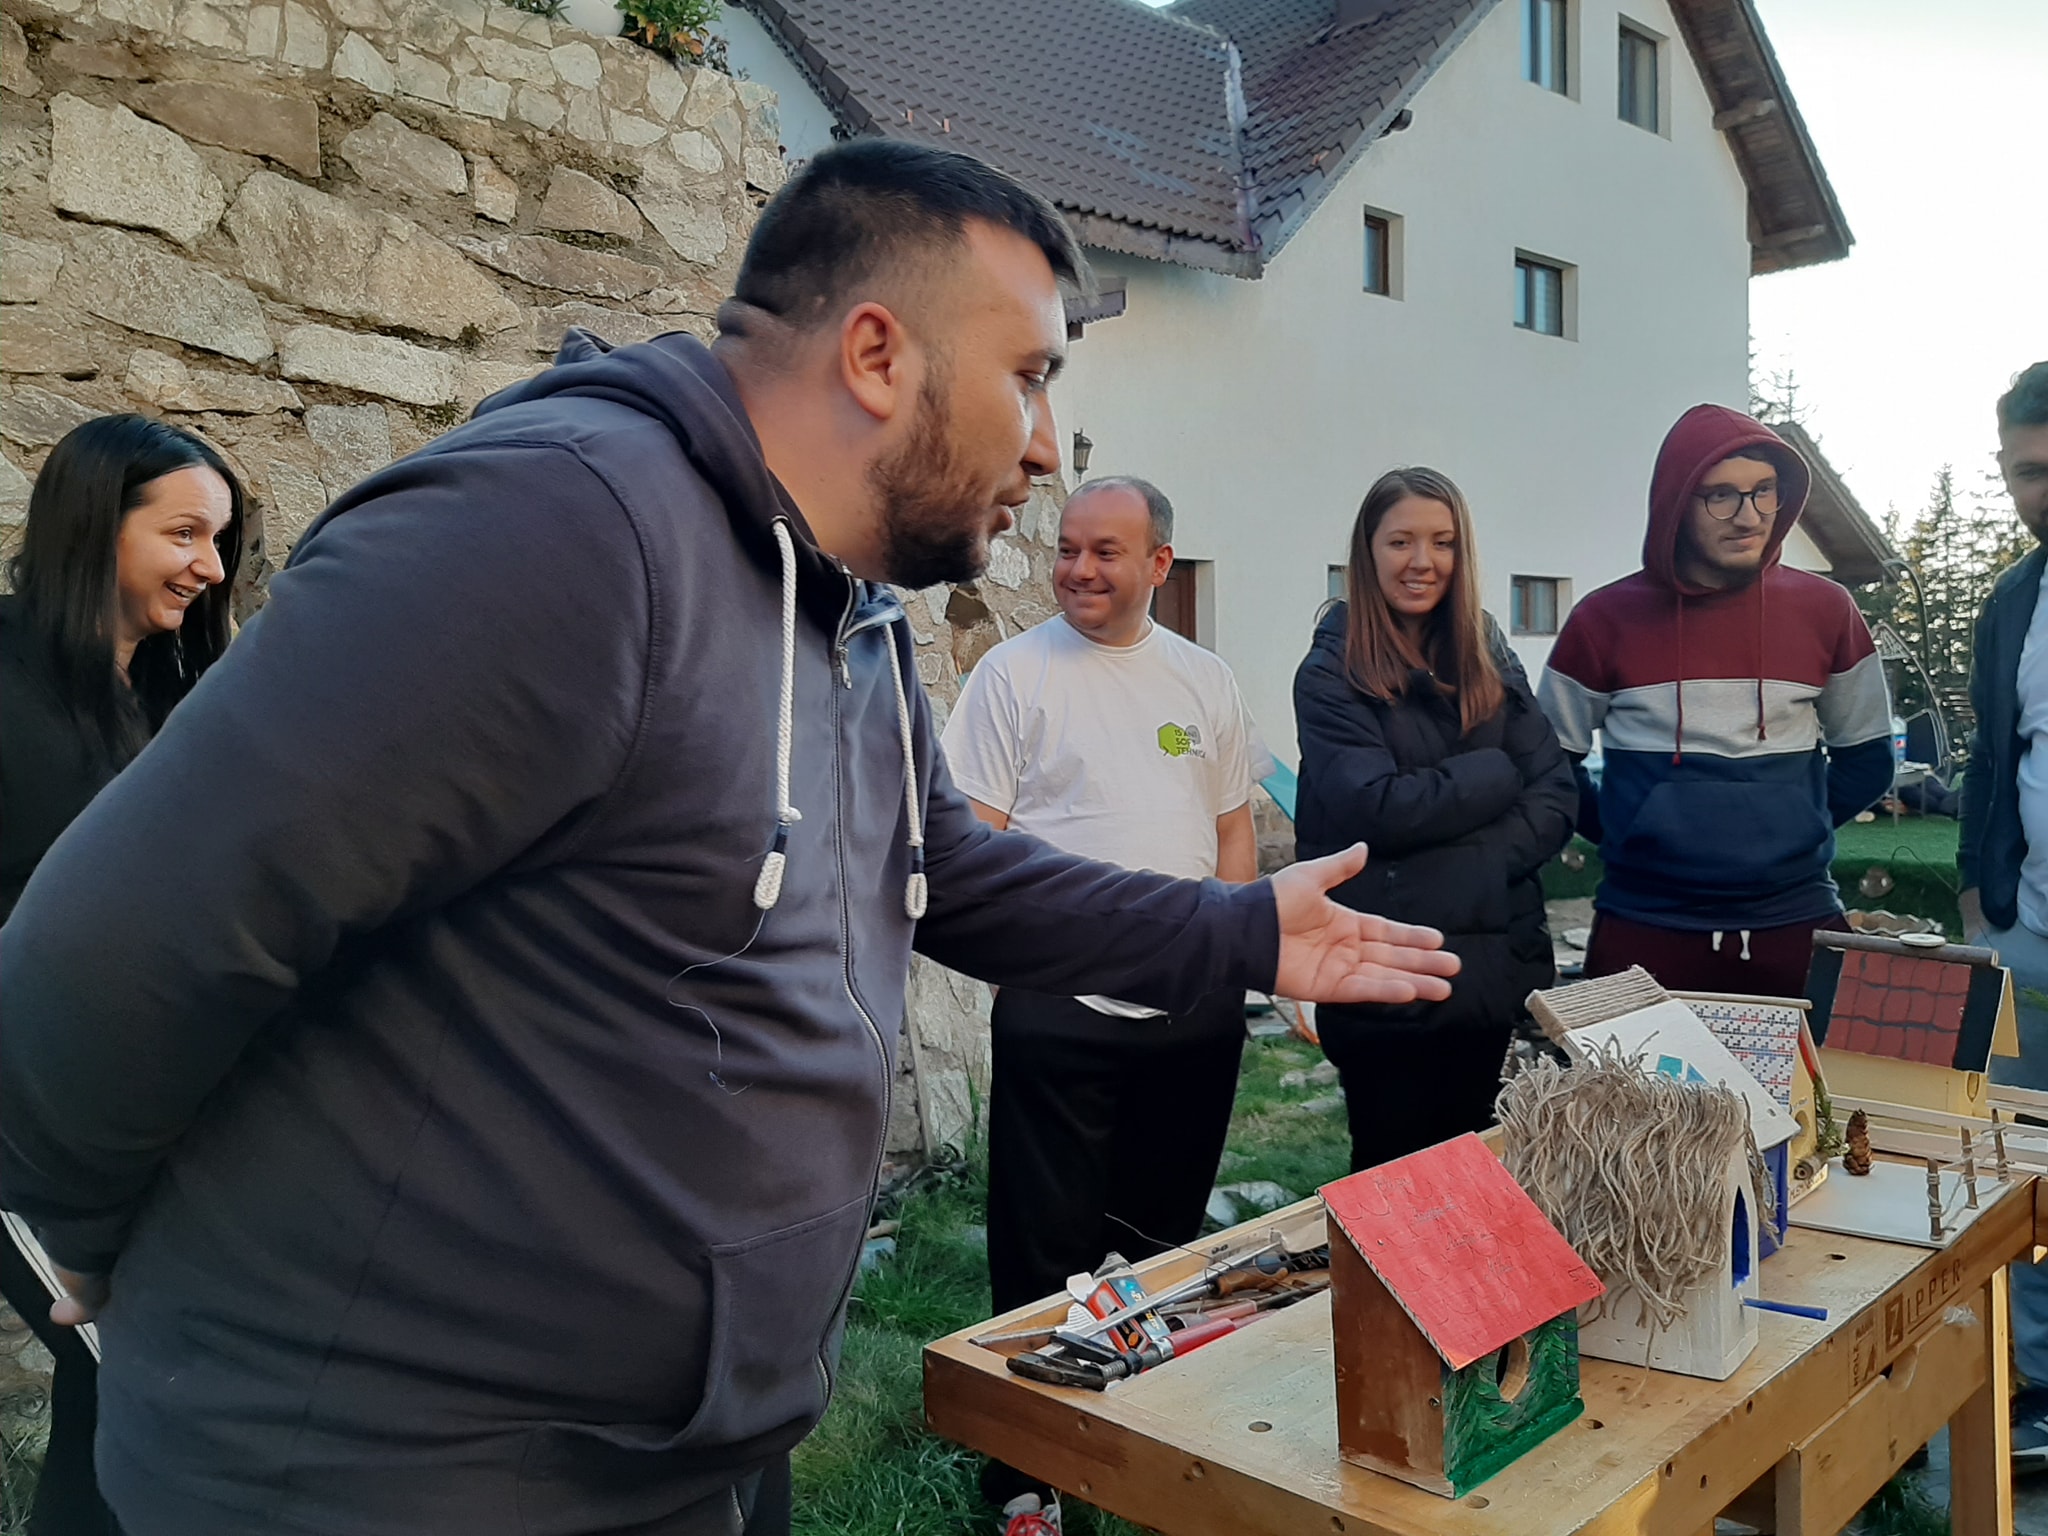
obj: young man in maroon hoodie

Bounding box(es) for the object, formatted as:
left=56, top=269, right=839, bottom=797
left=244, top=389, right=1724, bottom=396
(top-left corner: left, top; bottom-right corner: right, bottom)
left=1537, top=405, right=1895, bottom=997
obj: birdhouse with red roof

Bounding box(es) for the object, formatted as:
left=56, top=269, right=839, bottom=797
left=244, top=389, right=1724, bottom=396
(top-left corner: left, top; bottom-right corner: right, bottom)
left=1806, top=932, right=2019, bottom=1116
left=1321, top=1133, right=1605, bottom=1498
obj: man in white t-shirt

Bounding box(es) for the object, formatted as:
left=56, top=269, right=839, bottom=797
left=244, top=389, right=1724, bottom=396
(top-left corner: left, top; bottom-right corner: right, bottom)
left=942, top=477, right=1257, bottom=1367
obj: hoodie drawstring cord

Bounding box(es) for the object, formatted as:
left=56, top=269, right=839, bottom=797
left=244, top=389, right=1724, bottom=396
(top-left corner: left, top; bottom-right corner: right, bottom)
left=1755, top=579, right=1769, bottom=742
left=754, top=520, right=804, bottom=911
left=884, top=632, right=928, bottom=920
left=753, top=517, right=927, bottom=922
left=1709, top=930, right=1755, bottom=960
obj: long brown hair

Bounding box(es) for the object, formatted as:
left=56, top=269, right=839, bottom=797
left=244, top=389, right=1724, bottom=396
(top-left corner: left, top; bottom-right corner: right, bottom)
left=1340, top=466, right=1504, bottom=735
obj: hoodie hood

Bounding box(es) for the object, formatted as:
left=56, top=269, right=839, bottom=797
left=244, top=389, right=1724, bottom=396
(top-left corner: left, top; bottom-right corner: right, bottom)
left=478, top=329, right=854, bottom=635
left=1643, top=404, right=1812, bottom=593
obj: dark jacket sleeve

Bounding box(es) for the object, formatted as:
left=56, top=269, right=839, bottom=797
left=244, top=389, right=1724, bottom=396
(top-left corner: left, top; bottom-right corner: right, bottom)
left=1475, top=688, right=1579, bottom=882
left=0, top=446, right=648, bottom=1272
left=914, top=720, right=1278, bottom=1013
left=1293, top=646, right=1521, bottom=857
left=1959, top=590, right=2001, bottom=891
left=1825, top=737, right=1896, bottom=828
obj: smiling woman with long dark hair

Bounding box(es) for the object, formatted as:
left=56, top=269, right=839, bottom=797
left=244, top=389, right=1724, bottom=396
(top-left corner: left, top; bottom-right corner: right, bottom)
left=1293, top=466, right=1575, bottom=1172
left=1, top=411, right=244, bottom=1534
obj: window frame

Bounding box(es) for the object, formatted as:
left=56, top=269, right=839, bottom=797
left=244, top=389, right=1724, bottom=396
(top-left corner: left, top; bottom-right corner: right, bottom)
left=1522, top=0, right=1570, bottom=95
left=1362, top=211, right=1391, bottom=296
left=1617, top=19, right=1662, bottom=132
left=1510, top=575, right=1573, bottom=637
left=1513, top=252, right=1573, bottom=339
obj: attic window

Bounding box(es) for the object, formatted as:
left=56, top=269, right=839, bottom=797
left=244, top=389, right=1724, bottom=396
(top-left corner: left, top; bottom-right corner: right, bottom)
left=1523, top=0, right=1568, bottom=94
left=1619, top=22, right=1661, bottom=131
left=1361, top=208, right=1402, bottom=298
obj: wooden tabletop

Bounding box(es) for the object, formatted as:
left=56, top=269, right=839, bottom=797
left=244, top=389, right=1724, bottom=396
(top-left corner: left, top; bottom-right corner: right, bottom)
left=925, top=1175, right=2036, bottom=1535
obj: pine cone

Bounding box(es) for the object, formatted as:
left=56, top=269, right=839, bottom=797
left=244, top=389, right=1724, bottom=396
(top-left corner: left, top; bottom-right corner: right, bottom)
left=1844, top=1109, right=1873, bottom=1176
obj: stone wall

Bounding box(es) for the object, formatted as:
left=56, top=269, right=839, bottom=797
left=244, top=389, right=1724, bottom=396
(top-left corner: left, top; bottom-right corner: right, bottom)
left=0, top=0, right=777, bottom=583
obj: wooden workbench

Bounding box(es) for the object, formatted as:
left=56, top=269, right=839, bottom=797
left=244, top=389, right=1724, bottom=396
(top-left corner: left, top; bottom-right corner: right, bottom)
left=925, top=1174, right=2042, bottom=1536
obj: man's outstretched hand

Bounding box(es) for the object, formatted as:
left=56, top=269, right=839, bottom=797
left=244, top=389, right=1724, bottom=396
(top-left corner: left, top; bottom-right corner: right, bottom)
left=1271, top=844, right=1459, bottom=1005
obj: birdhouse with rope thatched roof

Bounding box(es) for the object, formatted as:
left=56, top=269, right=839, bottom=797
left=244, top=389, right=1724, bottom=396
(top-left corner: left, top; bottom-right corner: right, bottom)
left=1320, top=1133, right=1604, bottom=1498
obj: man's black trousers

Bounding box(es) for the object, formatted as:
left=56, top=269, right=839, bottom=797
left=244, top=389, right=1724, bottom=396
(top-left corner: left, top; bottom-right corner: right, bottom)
left=985, top=989, right=1246, bottom=1315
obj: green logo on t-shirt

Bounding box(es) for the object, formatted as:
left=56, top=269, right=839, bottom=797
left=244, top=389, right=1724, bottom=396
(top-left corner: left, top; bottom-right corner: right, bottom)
left=1157, top=722, right=1204, bottom=758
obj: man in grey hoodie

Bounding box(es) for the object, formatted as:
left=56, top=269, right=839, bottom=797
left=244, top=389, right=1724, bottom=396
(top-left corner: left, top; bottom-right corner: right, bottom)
left=0, top=140, right=1456, bottom=1536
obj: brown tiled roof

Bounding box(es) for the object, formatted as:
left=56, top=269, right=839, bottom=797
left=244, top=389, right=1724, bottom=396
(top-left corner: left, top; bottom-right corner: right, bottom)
left=740, top=0, right=1848, bottom=278
left=1771, top=419, right=1896, bottom=587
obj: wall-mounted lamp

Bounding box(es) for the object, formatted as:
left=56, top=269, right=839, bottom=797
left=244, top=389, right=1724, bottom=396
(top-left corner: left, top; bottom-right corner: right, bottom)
left=1071, top=430, right=1093, bottom=477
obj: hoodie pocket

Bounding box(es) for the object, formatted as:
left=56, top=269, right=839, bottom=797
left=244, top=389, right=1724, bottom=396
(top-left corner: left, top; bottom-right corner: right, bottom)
left=1612, top=780, right=1829, bottom=896
left=516, top=1194, right=870, bottom=1532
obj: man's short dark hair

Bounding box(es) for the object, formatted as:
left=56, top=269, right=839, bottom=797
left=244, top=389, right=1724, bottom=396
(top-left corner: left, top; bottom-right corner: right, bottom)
left=732, top=139, right=1086, bottom=332
left=1999, top=363, right=2048, bottom=432
left=1072, top=475, right=1173, bottom=549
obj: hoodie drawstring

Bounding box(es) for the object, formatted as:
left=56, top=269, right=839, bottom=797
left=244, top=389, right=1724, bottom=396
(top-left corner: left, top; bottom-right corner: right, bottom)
left=1755, top=579, right=1769, bottom=742
left=754, top=520, right=804, bottom=911
left=753, top=518, right=927, bottom=922
left=1709, top=930, right=1755, bottom=960
left=1672, top=597, right=1686, bottom=765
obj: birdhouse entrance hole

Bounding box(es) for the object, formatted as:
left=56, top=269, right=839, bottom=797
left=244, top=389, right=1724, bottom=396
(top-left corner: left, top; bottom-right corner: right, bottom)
left=1492, top=1337, right=1532, bottom=1402
left=1731, top=1188, right=1751, bottom=1287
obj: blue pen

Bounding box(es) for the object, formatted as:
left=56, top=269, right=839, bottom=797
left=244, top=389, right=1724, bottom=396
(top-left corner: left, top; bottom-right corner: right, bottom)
left=1745, top=1297, right=1828, bottom=1321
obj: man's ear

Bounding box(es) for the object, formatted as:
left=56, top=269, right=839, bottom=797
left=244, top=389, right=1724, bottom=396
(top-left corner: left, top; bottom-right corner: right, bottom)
left=838, top=301, right=912, bottom=423
left=1149, top=540, right=1174, bottom=587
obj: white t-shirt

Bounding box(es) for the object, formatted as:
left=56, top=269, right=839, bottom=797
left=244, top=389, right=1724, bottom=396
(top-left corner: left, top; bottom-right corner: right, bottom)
left=2014, top=566, right=2048, bottom=937
left=941, top=614, right=1257, bottom=1017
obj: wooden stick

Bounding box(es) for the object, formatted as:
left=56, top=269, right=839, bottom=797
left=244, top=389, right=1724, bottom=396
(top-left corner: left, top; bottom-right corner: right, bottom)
left=1996, top=1124, right=2012, bottom=1179
left=1961, top=1126, right=1980, bottom=1209
left=1927, top=1159, right=1947, bottom=1241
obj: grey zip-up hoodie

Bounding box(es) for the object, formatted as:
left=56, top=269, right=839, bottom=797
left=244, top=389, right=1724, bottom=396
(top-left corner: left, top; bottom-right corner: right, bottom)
left=0, top=334, right=1279, bottom=1535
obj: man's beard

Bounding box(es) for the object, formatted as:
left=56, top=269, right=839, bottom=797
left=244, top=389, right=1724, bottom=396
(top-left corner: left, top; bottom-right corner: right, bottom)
left=869, top=372, right=997, bottom=590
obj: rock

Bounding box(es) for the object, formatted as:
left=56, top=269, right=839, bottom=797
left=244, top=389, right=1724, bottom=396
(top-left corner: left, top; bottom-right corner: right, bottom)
left=1309, top=1059, right=1340, bottom=1086
left=465, top=34, right=553, bottom=84
left=530, top=302, right=665, bottom=352
left=537, top=168, right=642, bottom=239
left=0, top=310, right=96, bottom=376
left=856, top=1235, right=895, bottom=1274
left=630, top=156, right=730, bottom=265
left=1298, top=1092, right=1346, bottom=1117
left=484, top=4, right=548, bottom=42
left=512, top=85, right=563, bottom=132
left=454, top=73, right=510, bottom=119
left=667, top=129, right=720, bottom=177
left=1204, top=1188, right=1239, bottom=1228
left=454, top=358, right=534, bottom=406
left=1217, top=1180, right=1299, bottom=1213
left=67, top=226, right=273, bottom=363
left=0, top=452, right=29, bottom=508
left=2, top=16, right=37, bottom=97
left=176, top=0, right=246, bottom=49
left=706, top=105, right=742, bottom=162
left=456, top=233, right=662, bottom=301
left=123, top=349, right=301, bottom=414
left=228, top=173, right=520, bottom=340
left=1246, top=1016, right=1292, bottom=1039
left=983, top=537, right=1029, bottom=591
left=47, top=95, right=227, bottom=248
left=640, top=62, right=687, bottom=123
left=279, top=1, right=328, bottom=67
left=564, top=89, right=604, bottom=142
left=742, top=145, right=785, bottom=193
left=279, top=324, right=457, bottom=406
left=304, top=402, right=393, bottom=499
left=469, top=154, right=517, bottom=222
left=45, top=40, right=151, bottom=78
left=0, top=384, right=96, bottom=448
left=252, top=452, right=327, bottom=550
left=679, top=68, right=734, bottom=129
left=339, top=112, right=467, bottom=199
left=549, top=39, right=600, bottom=90
left=397, top=1, right=464, bottom=53
left=131, top=80, right=322, bottom=179
left=608, top=110, right=664, bottom=149
left=394, top=48, right=453, bottom=107
left=97, top=0, right=173, bottom=33
left=1, top=236, right=64, bottom=303
left=332, top=32, right=395, bottom=94
left=246, top=4, right=280, bottom=56
left=1277, top=1068, right=1310, bottom=1091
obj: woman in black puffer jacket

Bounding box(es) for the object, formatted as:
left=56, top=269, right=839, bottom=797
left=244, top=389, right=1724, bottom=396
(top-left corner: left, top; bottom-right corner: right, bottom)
left=1294, top=467, right=1576, bottom=1171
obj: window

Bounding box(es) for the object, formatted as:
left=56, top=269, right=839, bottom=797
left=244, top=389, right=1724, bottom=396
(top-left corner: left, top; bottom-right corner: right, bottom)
left=1328, top=565, right=1347, bottom=603
left=1523, top=0, right=1568, bottom=93
left=1511, top=576, right=1571, bottom=636
left=1362, top=213, right=1391, bottom=295
left=1514, top=254, right=1568, bottom=337
left=1618, top=22, right=1659, bottom=130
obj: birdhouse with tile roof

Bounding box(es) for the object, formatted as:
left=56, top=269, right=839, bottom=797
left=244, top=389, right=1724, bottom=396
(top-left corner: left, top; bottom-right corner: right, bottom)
left=1320, top=1133, right=1605, bottom=1498
left=1806, top=932, right=2019, bottom=1116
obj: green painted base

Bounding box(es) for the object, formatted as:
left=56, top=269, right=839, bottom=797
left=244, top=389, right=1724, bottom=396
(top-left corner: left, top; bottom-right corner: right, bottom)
left=1440, top=1313, right=1584, bottom=1497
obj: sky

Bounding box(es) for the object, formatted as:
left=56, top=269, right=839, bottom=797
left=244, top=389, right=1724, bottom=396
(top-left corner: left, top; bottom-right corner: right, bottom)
left=1746, top=0, right=2048, bottom=525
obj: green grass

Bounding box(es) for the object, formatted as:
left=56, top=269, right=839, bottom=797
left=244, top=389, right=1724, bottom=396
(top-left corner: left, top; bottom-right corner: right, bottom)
left=1544, top=816, right=1964, bottom=932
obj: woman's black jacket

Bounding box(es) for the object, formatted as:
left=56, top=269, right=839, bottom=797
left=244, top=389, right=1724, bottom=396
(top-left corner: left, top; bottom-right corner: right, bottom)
left=1293, top=604, right=1577, bottom=1036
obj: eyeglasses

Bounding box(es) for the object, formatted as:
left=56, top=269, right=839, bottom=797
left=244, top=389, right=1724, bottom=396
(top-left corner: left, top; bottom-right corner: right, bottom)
left=1696, top=482, right=1780, bottom=521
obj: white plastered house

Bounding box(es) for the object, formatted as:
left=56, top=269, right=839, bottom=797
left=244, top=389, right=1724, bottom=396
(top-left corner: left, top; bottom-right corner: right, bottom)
left=719, top=0, right=1857, bottom=763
